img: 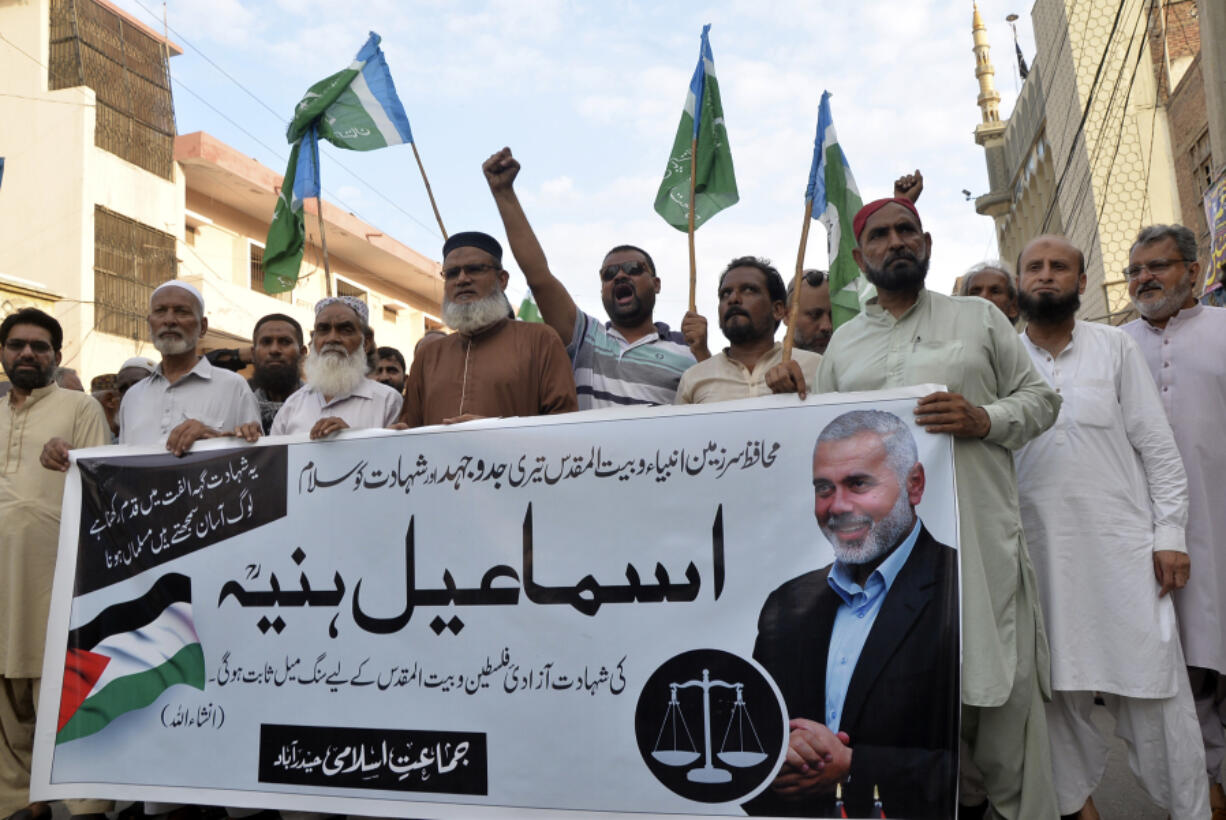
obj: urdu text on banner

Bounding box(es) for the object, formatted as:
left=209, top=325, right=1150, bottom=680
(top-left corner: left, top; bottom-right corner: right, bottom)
left=32, top=388, right=960, bottom=819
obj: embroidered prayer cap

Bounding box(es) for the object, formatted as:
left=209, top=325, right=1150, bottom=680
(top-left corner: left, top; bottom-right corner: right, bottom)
left=90, top=374, right=117, bottom=392
left=314, top=296, right=369, bottom=325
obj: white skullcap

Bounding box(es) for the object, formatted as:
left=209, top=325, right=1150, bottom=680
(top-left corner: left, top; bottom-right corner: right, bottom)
left=151, top=280, right=205, bottom=313
left=119, top=356, right=157, bottom=373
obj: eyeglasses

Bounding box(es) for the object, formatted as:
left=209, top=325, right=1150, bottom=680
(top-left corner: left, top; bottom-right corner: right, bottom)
left=1123, top=258, right=1187, bottom=279
left=600, top=261, right=651, bottom=281
left=3, top=339, right=53, bottom=354
left=441, top=263, right=498, bottom=280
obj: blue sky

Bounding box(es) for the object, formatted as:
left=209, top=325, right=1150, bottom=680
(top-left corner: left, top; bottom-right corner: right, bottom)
left=112, top=0, right=1038, bottom=343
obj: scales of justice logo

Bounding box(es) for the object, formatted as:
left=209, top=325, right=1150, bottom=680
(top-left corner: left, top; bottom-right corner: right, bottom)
left=635, top=649, right=786, bottom=803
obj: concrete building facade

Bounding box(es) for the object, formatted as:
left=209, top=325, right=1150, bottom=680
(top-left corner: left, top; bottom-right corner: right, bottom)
left=175, top=131, right=444, bottom=360
left=971, top=0, right=1204, bottom=322
left=0, top=0, right=442, bottom=386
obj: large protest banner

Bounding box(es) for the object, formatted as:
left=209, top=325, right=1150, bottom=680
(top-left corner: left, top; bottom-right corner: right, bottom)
left=32, top=388, right=959, bottom=818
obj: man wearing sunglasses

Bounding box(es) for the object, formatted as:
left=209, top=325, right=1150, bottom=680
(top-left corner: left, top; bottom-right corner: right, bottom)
left=785, top=268, right=836, bottom=355
left=401, top=231, right=577, bottom=427
left=1122, top=223, right=1226, bottom=815
left=483, top=147, right=709, bottom=409
left=1, top=309, right=110, bottom=820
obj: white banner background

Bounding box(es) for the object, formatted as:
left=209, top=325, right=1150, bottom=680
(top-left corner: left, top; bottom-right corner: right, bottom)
left=32, top=389, right=957, bottom=818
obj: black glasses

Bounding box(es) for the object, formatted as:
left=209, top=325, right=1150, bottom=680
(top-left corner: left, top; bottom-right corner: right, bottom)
left=600, top=261, right=651, bottom=281
left=3, top=339, right=53, bottom=354
left=1123, top=258, right=1186, bottom=280
left=441, top=263, right=498, bottom=280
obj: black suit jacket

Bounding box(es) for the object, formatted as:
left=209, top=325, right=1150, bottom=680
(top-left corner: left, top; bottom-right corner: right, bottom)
left=746, top=525, right=959, bottom=819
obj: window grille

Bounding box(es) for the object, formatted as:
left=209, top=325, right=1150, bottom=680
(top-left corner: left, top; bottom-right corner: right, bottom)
left=93, top=205, right=177, bottom=340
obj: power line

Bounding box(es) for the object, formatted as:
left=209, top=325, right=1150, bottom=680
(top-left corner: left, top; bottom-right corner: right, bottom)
left=1062, top=0, right=1148, bottom=234
left=2, top=22, right=381, bottom=231
left=122, top=0, right=444, bottom=242
left=1041, top=0, right=1131, bottom=231
left=1043, top=0, right=1142, bottom=253
left=1141, top=0, right=1168, bottom=228
left=0, top=91, right=94, bottom=106
left=128, top=0, right=284, bottom=122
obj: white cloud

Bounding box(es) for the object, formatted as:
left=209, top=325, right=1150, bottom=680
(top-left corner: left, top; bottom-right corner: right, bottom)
left=142, top=0, right=1031, bottom=317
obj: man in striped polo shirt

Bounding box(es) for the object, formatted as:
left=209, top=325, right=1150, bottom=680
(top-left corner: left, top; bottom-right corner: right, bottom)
left=483, top=147, right=710, bottom=409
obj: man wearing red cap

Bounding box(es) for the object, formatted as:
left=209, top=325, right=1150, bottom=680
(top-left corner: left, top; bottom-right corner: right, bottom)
left=768, top=198, right=1062, bottom=819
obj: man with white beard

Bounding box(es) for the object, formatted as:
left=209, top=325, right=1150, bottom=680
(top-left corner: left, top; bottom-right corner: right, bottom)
left=401, top=231, right=577, bottom=427
left=268, top=296, right=402, bottom=437
left=41, top=281, right=259, bottom=466
left=749, top=410, right=959, bottom=819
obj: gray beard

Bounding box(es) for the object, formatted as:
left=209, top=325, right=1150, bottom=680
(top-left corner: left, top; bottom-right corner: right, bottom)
left=303, top=344, right=368, bottom=398
left=153, top=330, right=197, bottom=356
left=443, top=290, right=512, bottom=335
left=821, top=488, right=915, bottom=567
left=1135, top=275, right=1193, bottom=321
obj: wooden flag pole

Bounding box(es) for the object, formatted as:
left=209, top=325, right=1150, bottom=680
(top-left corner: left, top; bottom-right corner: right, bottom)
left=316, top=200, right=334, bottom=295
left=687, top=137, right=698, bottom=312
left=411, top=142, right=448, bottom=240
left=782, top=199, right=815, bottom=362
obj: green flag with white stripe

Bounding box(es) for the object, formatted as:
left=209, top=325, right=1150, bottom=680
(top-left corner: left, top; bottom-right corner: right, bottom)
left=264, top=32, right=414, bottom=292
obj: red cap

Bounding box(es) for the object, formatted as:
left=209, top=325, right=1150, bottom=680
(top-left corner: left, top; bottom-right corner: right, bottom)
left=852, top=197, right=922, bottom=242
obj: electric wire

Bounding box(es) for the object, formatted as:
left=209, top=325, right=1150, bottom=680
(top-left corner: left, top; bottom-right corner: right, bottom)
left=1040, top=0, right=1131, bottom=231
left=123, top=0, right=444, bottom=241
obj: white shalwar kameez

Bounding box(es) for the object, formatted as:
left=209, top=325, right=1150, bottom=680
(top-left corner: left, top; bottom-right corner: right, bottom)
left=1015, top=321, right=1208, bottom=818
left=1124, top=303, right=1226, bottom=787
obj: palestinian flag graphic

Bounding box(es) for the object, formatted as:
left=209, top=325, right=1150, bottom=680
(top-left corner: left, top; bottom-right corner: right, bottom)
left=57, top=573, right=205, bottom=744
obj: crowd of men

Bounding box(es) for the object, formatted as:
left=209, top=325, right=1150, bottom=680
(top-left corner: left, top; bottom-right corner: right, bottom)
left=1, top=150, right=1224, bottom=820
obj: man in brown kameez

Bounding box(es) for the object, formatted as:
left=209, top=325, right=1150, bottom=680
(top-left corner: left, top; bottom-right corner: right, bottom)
left=402, top=232, right=577, bottom=427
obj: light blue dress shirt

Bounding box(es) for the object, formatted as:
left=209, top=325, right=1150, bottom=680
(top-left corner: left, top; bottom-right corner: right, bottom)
left=823, top=519, right=922, bottom=732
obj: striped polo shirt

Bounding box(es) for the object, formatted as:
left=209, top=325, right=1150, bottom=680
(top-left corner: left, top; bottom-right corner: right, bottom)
left=567, top=310, right=697, bottom=409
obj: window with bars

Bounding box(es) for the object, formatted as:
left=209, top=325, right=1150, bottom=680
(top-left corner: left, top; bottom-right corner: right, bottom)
left=249, top=243, right=290, bottom=302
left=336, top=279, right=367, bottom=303
left=93, top=205, right=177, bottom=340
left=1192, top=130, right=1214, bottom=196
left=49, top=0, right=176, bottom=179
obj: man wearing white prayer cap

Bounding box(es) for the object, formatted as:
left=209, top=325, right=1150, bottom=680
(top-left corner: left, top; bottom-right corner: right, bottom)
left=43, top=280, right=261, bottom=466
left=118, top=355, right=156, bottom=376
left=264, top=296, right=401, bottom=439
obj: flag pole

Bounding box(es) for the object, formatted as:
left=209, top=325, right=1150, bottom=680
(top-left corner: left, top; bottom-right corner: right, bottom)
left=411, top=142, right=448, bottom=240
left=782, top=199, right=814, bottom=362
left=315, top=200, right=333, bottom=295
left=687, top=137, right=698, bottom=312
